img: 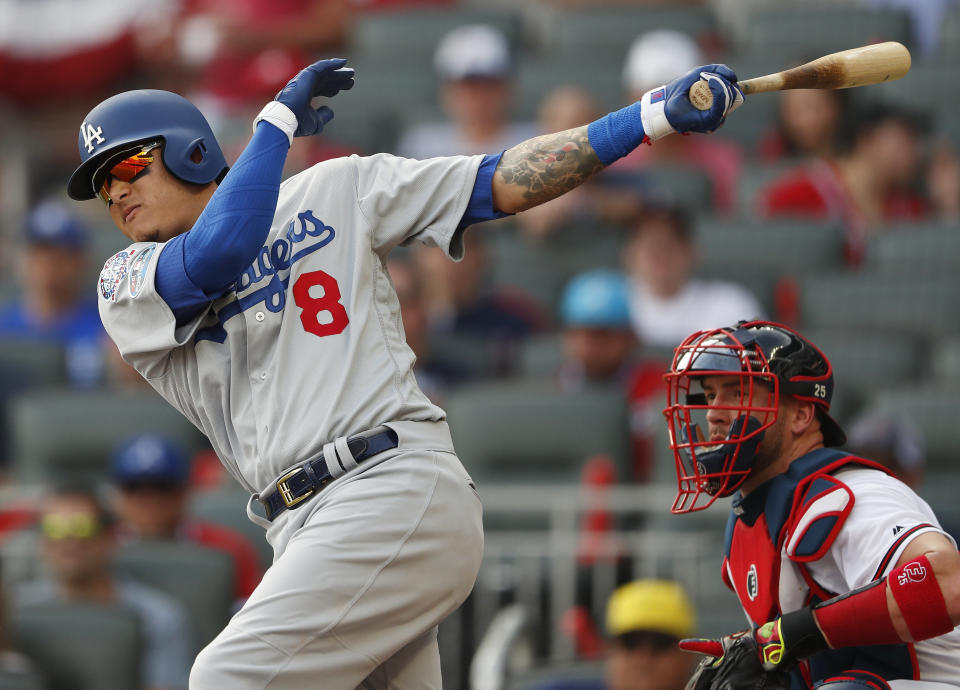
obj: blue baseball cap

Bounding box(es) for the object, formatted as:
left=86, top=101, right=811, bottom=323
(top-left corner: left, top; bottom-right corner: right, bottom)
left=111, top=434, right=190, bottom=486
left=560, top=269, right=633, bottom=329
left=24, top=200, right=88, bottom=249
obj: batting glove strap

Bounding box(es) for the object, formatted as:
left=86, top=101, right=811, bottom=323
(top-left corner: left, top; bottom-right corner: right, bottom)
left=254, top=101, right=299, bottom=146
left=755, top=608, right=828, bottom=672
left=639, top=85, right=675, bottom=142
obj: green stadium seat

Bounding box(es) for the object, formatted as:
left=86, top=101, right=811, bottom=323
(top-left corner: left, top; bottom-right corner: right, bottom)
left=514, top=53, right=624, bottom=121
left=8, top=388, right=206, bottom=482
left=864, top=223, right=960, bottom=273
left=0, top=669, right=45, bottom=690
left=929, top=337, right=960, bottom=383
left=518, top=333, right=565, bottom=379
left=444, top=381, right=631, bottom=484
left=937, top=10, right=960, bottom=59
left=10, top=602, right=141, bottom=690
left=872, top=62, right=958, bottom=115
left=798, top=272, right=960, bottom=338
left=696, top=218, right=845, bottom=272
left=348, top=8, right=524, bottom=64
left=738, top=7, right=912, bottom=62
left=0, top=338, right=67, bottom=389
left=115, top=541, right=234, bottom=655
left=799, top=328, right=921, bottom=420
left=539, top=6, right=716, bottom=62
left=189, top=487, right=274, bottom=571
left=864, top=385, right=959, bottom=473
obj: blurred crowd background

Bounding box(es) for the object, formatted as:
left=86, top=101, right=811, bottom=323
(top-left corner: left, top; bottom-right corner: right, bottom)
left=0, top=0, right=958, bottom=689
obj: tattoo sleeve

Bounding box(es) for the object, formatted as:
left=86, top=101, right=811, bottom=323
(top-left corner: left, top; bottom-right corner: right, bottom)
left=493, top=125, right=605, bottom=212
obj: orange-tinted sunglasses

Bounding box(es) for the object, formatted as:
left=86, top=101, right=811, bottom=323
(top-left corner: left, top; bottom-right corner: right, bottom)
left=94, top=141, right=161, bottom=205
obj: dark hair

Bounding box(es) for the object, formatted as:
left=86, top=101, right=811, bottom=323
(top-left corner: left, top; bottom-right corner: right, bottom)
left=44, top=481, right=115, bottom=530
left=629, top=203, right=693, bottom=244
left=775, top=87, right=850, bottom=158
left=837, top=102, right=928, bottom=155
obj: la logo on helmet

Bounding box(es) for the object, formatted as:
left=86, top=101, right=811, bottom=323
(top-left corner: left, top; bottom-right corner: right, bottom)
left=81, top=122, right=105, bottom=153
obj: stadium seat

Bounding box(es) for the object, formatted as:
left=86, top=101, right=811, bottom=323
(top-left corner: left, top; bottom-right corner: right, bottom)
left=929, top=336, right=960, bottom=384
left=189, top=487, right=274, bottom=571
left=514, top=54, right=624, bottom=121
left=348, top=8, right=524, bottom=65
left=8, top=388, right=206, bottom=482
left=863, top=385, right=959, bottom=473
left=538, top=5, right=716, bottom=63
left=0, top=338, right=66, bottom=390
left=696, top=218, right=845, bottom=273
left=798, top=272, right=960, bottom=339
left=864, top=223, right=960, bottom=274
left=937, top=10, right=960, bottom=59
left=444, top=381, right=631, bottom=484
left=737, top=6, right=912, bottom=62
left=115, top=541, right=234, bottom=655
left=0, top=670, right=44, bottom=690
left=799, top=328, right=921, bottom=420
left=518, top=333, right=565, bottom=379
left=9, top=601, right=141, bottom=690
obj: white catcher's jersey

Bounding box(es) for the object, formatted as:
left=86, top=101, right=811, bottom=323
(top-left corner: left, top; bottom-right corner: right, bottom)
left=783, top=469, right=960, bottom=684
left=99, top=152, right=483, bottom=495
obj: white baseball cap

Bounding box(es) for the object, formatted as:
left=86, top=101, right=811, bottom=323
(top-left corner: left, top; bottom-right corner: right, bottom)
left=434, top=24, right=511, bottom=81
left=623, top=30, right=703, bottom=95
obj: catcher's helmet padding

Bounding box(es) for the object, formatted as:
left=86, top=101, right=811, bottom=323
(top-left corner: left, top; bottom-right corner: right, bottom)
left=68, top=89, right=228, bottom=200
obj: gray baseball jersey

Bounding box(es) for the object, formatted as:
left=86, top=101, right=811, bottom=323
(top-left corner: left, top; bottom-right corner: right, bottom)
left=98, top=152, right=487, bottom=688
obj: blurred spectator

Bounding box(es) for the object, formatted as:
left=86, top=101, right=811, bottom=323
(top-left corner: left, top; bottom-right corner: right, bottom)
left=623, top=205, right=763, bottom=350
left=0, top=0, right=170, bottom=105
left=757, top=88, right=850, bottom=163
left=16, top=483, right=193, bottom=690
left=539, top=580, right=697, bottom=690
left=387, top=256, right=471, bottom=404
left=609, top=30, right=744, bottom=215
left=845, top=410, right=925, bottom=489
left=515, top=86, right=615, bottom=240
left=111, top=434, right=263, bottom=606
left=757, top=103, right=939, bottom=265
left=141, top=0, right=352, bottom=110
left=396, top=24, right=537, bottom=158
left=0, top=200, right=105, bottom=387
left=412, top=233, right=547, bottom=375
left=557, top=270, right=665, bottom=482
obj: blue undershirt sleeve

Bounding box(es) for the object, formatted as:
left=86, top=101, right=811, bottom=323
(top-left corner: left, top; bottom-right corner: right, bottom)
left=155, top=122, right=290, bottom=325
left=457, top=152, right=512, bottom=230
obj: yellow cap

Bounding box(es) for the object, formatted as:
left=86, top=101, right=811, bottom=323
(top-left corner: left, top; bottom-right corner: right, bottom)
left=605, top=580, right=696, bottom=639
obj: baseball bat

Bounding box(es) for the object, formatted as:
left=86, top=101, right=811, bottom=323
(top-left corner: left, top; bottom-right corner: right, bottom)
left=688, top=41, right=911, bottom=111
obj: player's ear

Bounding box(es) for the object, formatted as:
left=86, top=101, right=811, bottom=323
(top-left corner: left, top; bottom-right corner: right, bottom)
left=788, top=398, right=817, bottom=436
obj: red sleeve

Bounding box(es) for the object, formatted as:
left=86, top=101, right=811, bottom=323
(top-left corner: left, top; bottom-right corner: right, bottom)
left=185, top=521, right=264, bottom=599
left=758, top=172, right=830, bottom=219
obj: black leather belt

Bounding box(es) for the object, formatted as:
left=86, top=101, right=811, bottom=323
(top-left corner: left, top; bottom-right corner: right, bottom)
left=259, top=426, right=398, bottom=521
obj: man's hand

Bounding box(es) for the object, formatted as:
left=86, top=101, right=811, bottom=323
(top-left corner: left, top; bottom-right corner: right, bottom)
left=640, top=64, right=743, bottom=142
left=275, top=58, right=355, bottom=137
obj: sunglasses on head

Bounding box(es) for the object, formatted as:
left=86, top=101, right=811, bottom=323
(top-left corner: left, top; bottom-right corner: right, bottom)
left=93, top=141, right=162, bottom=206
left=41, top=513, right=102, bottom=541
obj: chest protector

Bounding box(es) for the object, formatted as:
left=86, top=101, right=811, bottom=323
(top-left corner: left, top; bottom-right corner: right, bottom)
left=721, top=449, right=917, bottom=686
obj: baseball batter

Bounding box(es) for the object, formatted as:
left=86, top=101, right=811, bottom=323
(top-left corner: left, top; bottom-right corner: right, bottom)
left=67, top=58, right=742, bottom=689
left=662, top=322, right=960, bottom=690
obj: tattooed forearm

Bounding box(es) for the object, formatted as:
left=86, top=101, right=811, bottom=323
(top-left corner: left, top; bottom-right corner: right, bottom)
left=493, top=125, right=605, bottom=213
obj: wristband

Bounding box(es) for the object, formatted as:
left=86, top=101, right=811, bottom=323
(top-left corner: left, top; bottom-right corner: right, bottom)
left=638, top=86, right=675, bottom=142
left=586, top=101, right=647, bottom=166
left=889, top=555, right=954, bottom=641
left=253, top=101, right=299, bottom=146
left=813, top=578, right=898, bottom=648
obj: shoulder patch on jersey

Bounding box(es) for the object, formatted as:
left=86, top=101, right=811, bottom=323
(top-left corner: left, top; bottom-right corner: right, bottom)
left=786, top=474, right=854, bottom=563
left=128, top=245, right=157, bottom=298
left=99, top=248, right=136, bottom=302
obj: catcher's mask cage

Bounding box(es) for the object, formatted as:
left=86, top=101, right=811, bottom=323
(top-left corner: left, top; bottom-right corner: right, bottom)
left=662, top=321, right=844, bottom=513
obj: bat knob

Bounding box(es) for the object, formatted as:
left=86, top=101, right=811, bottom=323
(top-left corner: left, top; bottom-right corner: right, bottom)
left=688, top=80, right=714, bottom=111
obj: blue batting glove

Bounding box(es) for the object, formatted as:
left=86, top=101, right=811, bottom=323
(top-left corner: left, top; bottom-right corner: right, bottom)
left=639, top=64, right=744, bottom=142
left=274, top=58, right=355, bottom=138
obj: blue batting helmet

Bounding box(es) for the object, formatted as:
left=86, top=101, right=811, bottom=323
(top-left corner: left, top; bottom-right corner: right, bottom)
left=67, top=89, right=228, bottom=201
